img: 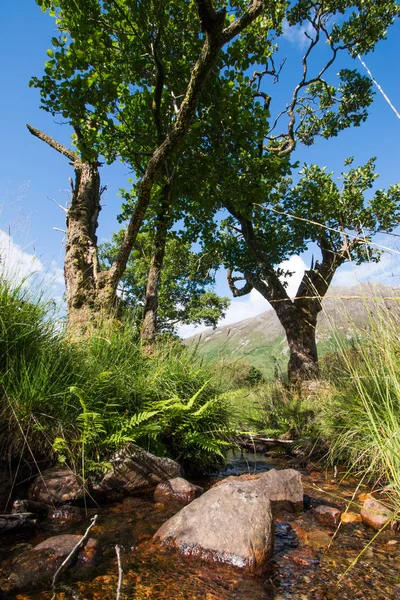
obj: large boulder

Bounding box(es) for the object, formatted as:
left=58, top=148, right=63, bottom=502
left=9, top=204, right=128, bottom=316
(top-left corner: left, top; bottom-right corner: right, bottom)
left=93, top=444, right=181, bottom=498
left=28, top=467, right=85, bottom=506
left=213, top=468, right=303, bottom=514
left=154, top=477, right=203, bottom=505
left=153, top=469, right=303, bottom=573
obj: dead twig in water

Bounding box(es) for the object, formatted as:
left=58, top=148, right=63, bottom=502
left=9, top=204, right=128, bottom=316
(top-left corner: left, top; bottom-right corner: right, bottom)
left=51, top=514, right=98, bottom=600
left=115, top=544, right=123, bottom=600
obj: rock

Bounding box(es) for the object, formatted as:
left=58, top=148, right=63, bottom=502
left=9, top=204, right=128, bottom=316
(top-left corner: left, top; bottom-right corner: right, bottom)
left=341, top=512, right=362, bottom=524
left=306, top=529, right=332, bottom=550
left=0, top=513, right=37, bottom=534
left=93, top=444, right=181, bottom=498
left=12, top=499, right=50, bottom=517
left=213, top=469, right=303, bottom=514
left=34, top=534, right=101, bottom=566
left=313, top=505, right=341, bottom=527
left=28, top=467, right=85, bottom=505
left=153, top=475, right=274, bottom=573
left=361, top=497, right=394, bottom=530
left=255, top=469, right=303, bottom=514
left=287, top=547, right=319, bottom=567
left=2, top=535, right=101, bottom=592
left=154, top=477, right=203, bottom=504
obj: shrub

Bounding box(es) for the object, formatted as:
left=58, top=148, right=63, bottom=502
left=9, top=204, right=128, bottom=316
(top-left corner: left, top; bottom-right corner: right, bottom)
left=0, top=279, right=234, bottom=476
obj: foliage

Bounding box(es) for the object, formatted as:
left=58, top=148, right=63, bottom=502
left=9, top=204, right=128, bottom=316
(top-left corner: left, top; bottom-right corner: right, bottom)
left=0, top=279, right=234, bottom=474
left=99, top=230, right=229, bottom=332
left=319, top=306, right=400, bottom=501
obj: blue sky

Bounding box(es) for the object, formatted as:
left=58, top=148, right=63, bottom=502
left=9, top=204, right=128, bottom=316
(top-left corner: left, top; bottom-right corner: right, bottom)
left=1, top=2, right=399, bottom=334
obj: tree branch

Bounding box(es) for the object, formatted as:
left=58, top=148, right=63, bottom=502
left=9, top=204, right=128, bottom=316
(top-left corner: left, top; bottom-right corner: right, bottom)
left=26, top=124, right=76, bottom=162
left=227, top=268, right=253, bottom=297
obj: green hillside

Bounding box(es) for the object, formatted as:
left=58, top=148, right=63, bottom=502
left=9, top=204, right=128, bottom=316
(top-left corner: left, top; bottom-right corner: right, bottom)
left=185, top=283, right=400, bottom=379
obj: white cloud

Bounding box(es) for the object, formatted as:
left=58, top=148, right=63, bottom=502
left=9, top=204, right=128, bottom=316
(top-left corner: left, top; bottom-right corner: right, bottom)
left=333, top=251, right=400, bottom=288
left=279, top=255, right=308, bottom=297
left=282, top=19, right=315, bottom=50
left=0, top=229, right=64, bottom=294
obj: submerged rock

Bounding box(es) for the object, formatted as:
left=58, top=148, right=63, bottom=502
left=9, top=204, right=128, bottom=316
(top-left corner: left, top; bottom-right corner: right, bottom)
left=28, top=467, right=85, bottom=506
left=154, top=477, right=203, bottom=505
left=93, top=444, right=181, bottom=499
left=1, top=534, right=101, bottom=593
left=153, top=469, right=303, bottom=573
left=313, top=505, right=341, bottom=527
left=306, top=529, right=332, bottom=550
left=340, top=511, right=362, bottom=524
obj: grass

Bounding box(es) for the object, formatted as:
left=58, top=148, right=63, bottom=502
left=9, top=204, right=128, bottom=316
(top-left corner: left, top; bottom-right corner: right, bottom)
left=2, top=274, right=400, bottom=511
left=0, top=279, right=236, bottom=488
left=320, top=303, right=400, bottom=503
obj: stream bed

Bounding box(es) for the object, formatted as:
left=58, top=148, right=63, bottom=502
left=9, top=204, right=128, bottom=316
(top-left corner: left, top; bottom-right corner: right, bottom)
left=0, top=452, right=399, bottom=599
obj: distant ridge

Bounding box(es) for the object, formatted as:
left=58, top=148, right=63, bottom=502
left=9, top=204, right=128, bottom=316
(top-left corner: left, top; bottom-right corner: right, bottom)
left=185, top=283, right=400, bottom=377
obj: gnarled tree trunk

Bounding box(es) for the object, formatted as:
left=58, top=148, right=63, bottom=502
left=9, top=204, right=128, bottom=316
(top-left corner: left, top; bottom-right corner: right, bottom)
left=64, top=161, right=103, bottom=336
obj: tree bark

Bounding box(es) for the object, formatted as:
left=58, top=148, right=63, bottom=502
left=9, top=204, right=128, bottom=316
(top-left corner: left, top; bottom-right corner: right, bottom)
left=244, top=271, right=320, bottom=383
left=64, top=161, right=103, bottom=336
left=140, top=183, right=173, bottom=348
left=26, top=124, right=103, bottom=337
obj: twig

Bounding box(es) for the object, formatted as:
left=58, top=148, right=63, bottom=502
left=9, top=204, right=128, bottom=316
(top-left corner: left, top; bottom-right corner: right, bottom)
left=51, top=514, right=98, bottom=600
left=115, top=544, right=123, bottom=600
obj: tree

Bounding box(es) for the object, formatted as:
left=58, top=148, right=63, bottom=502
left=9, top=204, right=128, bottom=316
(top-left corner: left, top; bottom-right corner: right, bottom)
left=99, top=229, right=230, bottom=335
left=225, top=159, right=400, bottom=382
left=26, top=123, right=105, bottom=335
left=31, top=0, right=272, bottom=333
left=171, top=0, right=400, bottom=381
left=31, top=0, right=399, bottom=344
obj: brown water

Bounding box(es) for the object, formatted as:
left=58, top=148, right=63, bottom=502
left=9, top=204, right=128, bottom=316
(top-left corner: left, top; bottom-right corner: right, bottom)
left=1, top=452, right=399, bottom=600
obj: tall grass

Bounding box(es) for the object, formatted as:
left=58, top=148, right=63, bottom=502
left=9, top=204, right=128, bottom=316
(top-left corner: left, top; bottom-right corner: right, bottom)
left=320, top=302, right=400, bottom=502
left=0, top=279, right=234, bottom=484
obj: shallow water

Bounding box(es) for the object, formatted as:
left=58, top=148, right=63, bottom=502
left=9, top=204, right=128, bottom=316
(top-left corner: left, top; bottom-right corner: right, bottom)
left=1, top=452, right=399, bottom=600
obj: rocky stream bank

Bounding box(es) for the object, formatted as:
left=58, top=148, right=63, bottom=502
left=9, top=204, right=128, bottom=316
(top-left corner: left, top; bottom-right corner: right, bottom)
left=0, top=445, right=399, bottom=599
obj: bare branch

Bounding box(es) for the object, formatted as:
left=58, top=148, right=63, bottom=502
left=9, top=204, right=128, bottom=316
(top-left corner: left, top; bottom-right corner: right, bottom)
left=115, top=545, right=123, bottom=600
left=51, top=514, right=98, bottom=599
left=27, top=124, right=76, bottom=162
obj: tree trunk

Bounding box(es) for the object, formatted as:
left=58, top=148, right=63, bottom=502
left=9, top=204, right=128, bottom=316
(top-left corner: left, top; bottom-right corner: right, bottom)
left=140, top=184, right=173, bottom=348
left=64, top=161, right=102, bottom=336
left=285, top=308, right=319, bottom=383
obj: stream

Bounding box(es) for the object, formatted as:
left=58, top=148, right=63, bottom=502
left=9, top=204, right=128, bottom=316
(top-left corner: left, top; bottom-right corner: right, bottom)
left=0, top=451, right=399, bottom=599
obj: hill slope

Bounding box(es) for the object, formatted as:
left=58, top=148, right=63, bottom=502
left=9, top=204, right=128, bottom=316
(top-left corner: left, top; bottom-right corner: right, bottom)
left=185, top=283, right=400, bottom=378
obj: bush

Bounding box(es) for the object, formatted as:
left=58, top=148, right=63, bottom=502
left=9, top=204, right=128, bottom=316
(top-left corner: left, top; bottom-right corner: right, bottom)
left=0, top=280, right=234, bottom=477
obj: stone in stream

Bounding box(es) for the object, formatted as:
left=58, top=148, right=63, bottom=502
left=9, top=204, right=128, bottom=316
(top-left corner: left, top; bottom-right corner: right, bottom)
left=153, top=469, right=303, bottom=574
left=361, top=496, right=395, bottom=530
left=340, top=511, right=362, bottom=524
left=1, top=534, right=101, bottom=593
left=28, top=467, right=86, bottom=506
left=154, top=477, right=203, bottom=505
left=92, top=444, right=182, bottom=499
left=313, top=505, right=341, bottom=527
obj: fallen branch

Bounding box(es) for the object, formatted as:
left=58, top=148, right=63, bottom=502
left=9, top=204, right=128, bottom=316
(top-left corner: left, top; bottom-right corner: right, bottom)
left=115, top=544, right=123, bottom=600
left=51, top=514, right=98, bottom=600
left=0, top=512, right=37, bottom=533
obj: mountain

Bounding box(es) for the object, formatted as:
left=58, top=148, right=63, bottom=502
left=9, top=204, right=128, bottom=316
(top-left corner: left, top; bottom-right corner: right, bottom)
left=185, top=283, right=400, bottom=378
